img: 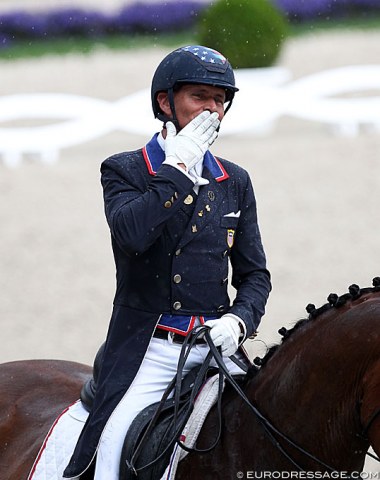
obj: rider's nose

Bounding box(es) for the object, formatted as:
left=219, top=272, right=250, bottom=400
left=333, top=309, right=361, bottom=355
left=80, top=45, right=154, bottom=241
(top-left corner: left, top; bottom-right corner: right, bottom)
left=203, top=100, right=217, bottom=113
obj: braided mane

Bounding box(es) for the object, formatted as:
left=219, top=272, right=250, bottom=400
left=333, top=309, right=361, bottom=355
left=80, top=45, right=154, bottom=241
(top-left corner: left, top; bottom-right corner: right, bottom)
left=251, top=276, right=380, bottom=370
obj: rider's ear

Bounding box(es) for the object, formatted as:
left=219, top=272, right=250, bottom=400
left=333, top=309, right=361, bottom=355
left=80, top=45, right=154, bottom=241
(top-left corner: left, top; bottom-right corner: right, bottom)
left=156, top=92, right=172, bottom=116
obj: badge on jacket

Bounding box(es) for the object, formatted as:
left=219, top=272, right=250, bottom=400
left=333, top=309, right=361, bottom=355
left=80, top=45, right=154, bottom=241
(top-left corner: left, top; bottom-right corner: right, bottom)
left=227, top=229, right=235, bottom=248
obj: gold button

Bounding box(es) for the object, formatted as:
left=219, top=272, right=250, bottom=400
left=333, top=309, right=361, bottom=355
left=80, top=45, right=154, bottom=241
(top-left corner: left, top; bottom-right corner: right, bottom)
left=173, top=301, right=182, bottom=310
left=184, top=194, right=193, bottom=205
left=173, top=274, right=182, bottom=284
left=164, top=201, right=172, bottom=208
left=175, top=249, right=181, bottom=256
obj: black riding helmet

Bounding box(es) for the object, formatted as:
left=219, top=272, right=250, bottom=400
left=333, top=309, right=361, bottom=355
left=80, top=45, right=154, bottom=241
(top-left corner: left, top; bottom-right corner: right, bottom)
left=151, top=45, right=239, bottom=128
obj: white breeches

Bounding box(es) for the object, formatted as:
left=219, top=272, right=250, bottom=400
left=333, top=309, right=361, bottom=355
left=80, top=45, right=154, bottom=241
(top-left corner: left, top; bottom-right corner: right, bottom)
left=94, top=337, right=244, bottom=480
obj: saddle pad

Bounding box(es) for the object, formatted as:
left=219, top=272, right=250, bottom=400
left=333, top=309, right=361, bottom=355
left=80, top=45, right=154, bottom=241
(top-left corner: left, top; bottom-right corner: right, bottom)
left=160, top=373, right=223, bottom=480
left=27, top=400, right=89, bottom=480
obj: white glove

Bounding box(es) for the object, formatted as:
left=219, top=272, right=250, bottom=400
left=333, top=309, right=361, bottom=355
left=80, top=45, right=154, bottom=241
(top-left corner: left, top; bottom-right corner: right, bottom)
left=205, top=314, right=246, bottom=357
left=163, top=111, right=219, bottom=173
left=188, top=169, right=210, bottom=187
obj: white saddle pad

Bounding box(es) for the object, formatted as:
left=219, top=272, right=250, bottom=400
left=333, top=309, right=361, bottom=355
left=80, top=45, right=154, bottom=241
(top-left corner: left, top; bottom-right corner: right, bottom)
left=161, top=373, right=223, bottom=480
left=27, top=400, right=89, bottom=480
left=27, top=374, right=222, bottom=480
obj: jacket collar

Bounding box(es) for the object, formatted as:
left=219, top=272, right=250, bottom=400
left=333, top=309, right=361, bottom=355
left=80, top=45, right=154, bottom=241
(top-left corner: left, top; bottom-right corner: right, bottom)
left=142, top=133, right=229, bottom=182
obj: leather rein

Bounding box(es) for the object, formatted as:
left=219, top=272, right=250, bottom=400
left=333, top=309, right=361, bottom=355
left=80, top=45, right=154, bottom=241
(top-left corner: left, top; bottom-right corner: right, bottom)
left=127, top=326, right=380, bottom=475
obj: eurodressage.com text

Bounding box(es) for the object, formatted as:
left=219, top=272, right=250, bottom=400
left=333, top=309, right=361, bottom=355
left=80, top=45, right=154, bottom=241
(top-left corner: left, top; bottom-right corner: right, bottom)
left=235, top=472, right=379, bottom=479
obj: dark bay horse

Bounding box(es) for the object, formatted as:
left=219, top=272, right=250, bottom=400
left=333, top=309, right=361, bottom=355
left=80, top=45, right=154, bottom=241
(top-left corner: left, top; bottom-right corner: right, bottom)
left=1, top=282, right=380, bottom=479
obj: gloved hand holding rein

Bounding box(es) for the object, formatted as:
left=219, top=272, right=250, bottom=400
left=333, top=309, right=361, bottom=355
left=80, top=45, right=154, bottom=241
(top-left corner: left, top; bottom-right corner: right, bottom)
left=205, top=314, right=247, bottom=358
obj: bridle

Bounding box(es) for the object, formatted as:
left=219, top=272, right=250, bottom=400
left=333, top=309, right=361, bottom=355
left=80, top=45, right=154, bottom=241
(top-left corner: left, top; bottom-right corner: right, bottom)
left=127, top=326, right=380, bottom=476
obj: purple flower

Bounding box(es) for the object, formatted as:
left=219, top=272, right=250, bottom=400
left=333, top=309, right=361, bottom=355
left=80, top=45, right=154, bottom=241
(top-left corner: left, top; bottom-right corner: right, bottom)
left=0, top=0, right=378, bottom=42
left=0, top=32, right=12, bottom=49
left=272, top=0, right=380, bottom=19
left=45, top=8, right=109, bottom=38
left=112, top=1, right=206, bottom=34
left=0, top=2, right=207, bottom=40
left=0, top=10, right=48, bottom=38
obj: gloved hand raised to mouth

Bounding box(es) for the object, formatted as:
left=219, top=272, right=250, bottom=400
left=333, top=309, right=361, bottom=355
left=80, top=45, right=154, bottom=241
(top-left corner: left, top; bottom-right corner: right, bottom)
left=163, top=111, right=220, bottom=174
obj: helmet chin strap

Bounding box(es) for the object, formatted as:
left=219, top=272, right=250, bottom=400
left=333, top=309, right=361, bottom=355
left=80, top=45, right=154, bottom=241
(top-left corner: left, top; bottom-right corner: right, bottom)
left=165, top=88, right=181, bottom=132
left=224, top=98, right=233, bottom=116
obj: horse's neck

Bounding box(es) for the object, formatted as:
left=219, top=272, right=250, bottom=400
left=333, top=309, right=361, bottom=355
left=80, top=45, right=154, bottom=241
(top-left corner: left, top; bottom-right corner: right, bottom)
left=242, top=304, right=380, bottom=469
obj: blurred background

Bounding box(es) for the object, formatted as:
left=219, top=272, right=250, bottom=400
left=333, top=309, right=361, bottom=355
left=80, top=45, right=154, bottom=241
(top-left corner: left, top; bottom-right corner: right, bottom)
left=0, top=0, right=380, bottom=378
left=0, top=0, right=379, bottom=470
left=1, top=0, right=379, bottom=360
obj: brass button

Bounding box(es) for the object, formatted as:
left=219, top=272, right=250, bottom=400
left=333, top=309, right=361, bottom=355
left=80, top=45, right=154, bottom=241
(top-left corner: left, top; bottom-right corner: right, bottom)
left=217, top=305, right=225, bottom=312
left=173, top=301, right=182, bottom=310
left=175, top=249, right=181, bottom=256
left=173, top=274, right=182, bottom=284
left=184, top=194, right=193, bottom=205
left=164, top=201, right=172, bottom=208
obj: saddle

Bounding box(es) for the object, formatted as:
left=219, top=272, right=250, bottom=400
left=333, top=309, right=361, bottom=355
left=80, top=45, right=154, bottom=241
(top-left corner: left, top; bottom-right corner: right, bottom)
left=119, top=364, right=219, bottom=480
left=80, top=342, right=104, bottom=413
left=80, top=343, right=220, bottom=480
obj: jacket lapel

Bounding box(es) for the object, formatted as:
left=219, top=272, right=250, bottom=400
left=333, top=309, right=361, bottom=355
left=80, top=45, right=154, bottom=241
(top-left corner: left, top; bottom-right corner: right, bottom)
left=177, top=166, right=228, bottom=249
left=143, top=137, right=230, bottom=249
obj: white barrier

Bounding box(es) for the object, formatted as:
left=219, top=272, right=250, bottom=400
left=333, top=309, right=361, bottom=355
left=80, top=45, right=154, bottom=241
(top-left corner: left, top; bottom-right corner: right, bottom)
left=0, top=65, right=379, bottom=167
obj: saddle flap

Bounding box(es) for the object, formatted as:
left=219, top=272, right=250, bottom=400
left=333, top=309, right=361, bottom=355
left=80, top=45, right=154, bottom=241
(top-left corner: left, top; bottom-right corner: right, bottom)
left=119, top=365, right=219, bottom=480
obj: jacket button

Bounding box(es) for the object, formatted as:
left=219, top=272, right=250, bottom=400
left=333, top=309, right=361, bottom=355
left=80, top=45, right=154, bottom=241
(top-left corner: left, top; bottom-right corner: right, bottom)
left=173, top=301, right=182, bottom=310
left=175, top=249, right=181, bottom=256
left=217, top=305, right=225, bottom=312
left=164, top=201, right=172, bottom=208
left=173, top=274, right=182, bottom=284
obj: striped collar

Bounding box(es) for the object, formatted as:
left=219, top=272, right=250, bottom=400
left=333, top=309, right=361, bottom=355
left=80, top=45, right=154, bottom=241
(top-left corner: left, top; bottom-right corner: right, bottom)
left=142, top=133, right=229, bottom=182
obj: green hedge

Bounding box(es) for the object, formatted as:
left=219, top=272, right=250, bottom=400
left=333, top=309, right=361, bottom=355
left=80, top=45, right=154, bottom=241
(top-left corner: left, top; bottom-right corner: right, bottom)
left=197, top=0, right=289, bottom=68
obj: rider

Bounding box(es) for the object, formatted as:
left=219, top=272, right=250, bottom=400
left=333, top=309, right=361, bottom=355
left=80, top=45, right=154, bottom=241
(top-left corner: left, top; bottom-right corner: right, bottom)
left=63, top=45, right=271, bottom=480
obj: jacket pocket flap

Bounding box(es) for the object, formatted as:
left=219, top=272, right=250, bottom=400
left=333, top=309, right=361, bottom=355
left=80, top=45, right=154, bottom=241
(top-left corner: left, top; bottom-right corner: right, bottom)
left=220, top=216, right=239, bottom=228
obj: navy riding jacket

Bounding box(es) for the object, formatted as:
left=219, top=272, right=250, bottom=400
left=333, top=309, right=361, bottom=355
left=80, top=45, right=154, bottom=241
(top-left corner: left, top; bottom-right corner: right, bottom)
left=63, top=134, right=271, bottom=477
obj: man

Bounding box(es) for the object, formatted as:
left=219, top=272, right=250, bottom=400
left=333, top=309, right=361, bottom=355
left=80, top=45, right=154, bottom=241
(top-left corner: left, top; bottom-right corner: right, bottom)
left=64, top=45, right=271, bottom=480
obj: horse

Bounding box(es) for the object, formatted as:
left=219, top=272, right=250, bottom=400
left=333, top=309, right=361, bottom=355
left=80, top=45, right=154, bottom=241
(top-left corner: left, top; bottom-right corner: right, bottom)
left=1, top=281, right=380, bottom=479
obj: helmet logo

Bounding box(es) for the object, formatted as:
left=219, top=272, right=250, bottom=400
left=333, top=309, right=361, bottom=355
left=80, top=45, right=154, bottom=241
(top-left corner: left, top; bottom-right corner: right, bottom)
left=182, top=45, right=227, bottom=66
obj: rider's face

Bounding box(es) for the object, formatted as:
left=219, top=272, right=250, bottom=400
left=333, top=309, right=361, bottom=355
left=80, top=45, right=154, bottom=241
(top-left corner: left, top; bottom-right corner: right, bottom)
left=157, top=84, right=226, bottom=131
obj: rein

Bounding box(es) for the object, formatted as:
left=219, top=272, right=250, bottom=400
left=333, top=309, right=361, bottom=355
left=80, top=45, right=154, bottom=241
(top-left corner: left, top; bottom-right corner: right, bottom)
left=202, top=328, right=337, bottom=472
left=204, top=330, right=380, bottom=470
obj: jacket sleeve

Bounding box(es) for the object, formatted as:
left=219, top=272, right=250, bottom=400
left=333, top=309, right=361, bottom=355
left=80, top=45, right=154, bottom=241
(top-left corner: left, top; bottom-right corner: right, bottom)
left=228, top=172, right=271, bottom=337
left=101, top=155, right=194, bottom=255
